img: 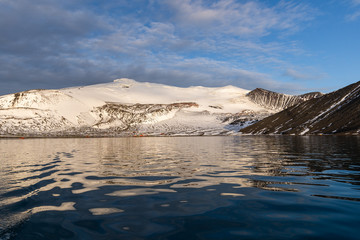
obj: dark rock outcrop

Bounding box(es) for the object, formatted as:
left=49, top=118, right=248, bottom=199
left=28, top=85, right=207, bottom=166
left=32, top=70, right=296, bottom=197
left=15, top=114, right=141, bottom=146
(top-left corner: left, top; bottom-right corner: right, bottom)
left=246, top=88, right=322, bottom=111
left=240, top=81, right=360, bottom=135
left=92, top=102, right=199, bottom=130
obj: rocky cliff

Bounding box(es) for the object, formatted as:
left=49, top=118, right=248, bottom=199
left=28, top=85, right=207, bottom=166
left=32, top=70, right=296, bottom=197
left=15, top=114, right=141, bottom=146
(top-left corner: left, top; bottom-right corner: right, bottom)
left=246, top=88, right=322, bottom=111
left=241, top=81, right=360, bottom=135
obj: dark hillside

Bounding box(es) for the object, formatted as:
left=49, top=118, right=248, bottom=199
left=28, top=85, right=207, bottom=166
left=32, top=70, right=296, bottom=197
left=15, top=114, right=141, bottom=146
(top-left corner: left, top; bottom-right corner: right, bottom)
left=246, top=88, right=322, bottom=110
left=241, top=81, right=360, bottom=135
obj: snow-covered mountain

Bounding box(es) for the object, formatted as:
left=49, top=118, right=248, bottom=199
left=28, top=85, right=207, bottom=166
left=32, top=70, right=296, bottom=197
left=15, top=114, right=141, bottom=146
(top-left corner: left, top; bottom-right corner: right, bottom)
left=0, top=78, right=320, bottom=137
left=240, top=81, right=360, bottom=135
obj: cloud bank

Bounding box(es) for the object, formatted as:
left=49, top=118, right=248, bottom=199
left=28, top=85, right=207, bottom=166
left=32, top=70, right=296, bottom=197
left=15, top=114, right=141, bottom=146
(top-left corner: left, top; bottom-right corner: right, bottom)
left=0, top=0, right=333, bottom=95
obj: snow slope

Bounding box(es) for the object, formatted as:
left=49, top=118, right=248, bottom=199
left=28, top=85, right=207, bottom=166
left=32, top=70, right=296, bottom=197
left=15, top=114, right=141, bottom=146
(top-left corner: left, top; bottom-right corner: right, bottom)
left=0, top=78, right=296, bottom=136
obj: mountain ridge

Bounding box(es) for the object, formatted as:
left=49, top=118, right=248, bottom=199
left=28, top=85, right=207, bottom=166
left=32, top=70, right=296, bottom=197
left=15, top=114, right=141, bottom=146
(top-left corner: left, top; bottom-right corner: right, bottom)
left=246, top=88, right=323, bottom=111
left=0, top=78, right=323, bottom=137
left=240, top=81, right=360, bottom=135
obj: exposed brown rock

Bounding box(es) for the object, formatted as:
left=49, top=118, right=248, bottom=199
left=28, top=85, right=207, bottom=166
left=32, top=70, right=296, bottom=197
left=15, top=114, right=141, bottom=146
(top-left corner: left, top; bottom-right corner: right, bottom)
left=92, top=102, right=199, bottom=130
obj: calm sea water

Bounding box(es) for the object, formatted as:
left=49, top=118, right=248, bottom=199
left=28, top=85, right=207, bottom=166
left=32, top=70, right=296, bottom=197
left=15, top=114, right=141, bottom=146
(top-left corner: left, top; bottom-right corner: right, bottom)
left=0, top=136, right=360, bottom=240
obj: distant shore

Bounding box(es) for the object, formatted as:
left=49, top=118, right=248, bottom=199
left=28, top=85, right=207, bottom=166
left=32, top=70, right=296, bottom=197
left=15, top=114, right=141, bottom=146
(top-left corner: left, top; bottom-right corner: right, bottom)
left=1, top=132, right=359, bottom=139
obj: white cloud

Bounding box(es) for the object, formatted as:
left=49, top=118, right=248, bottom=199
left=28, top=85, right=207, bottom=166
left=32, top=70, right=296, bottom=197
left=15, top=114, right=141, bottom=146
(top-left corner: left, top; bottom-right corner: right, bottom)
left=283, top=68, right=327, bottom=81
left=346, top=10, right=360, bottom=21
left=84, top=1, right=310, bottom=74
left=0, top=0, right=320, bottom=95
left=115, top=56, right=304, bottom=93
left=165, top=0, right=315, bottom=37
left=284, top=69, right=311, bottom=80
left=345, top=0, right=360, bottom=20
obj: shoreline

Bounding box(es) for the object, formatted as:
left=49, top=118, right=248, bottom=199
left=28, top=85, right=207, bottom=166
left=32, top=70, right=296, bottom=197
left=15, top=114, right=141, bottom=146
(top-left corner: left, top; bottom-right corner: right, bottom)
left=1, top=133, right=359, bottom=139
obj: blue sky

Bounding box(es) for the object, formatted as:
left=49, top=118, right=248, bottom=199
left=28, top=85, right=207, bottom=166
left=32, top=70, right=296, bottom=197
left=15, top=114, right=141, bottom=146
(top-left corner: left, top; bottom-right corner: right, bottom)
left=0, top=0, right=359, bottom=95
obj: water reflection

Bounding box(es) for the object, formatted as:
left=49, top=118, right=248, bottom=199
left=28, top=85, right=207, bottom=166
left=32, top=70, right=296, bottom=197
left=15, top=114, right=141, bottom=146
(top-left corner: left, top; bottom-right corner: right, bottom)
left=0, top=136, right=360, bottom=239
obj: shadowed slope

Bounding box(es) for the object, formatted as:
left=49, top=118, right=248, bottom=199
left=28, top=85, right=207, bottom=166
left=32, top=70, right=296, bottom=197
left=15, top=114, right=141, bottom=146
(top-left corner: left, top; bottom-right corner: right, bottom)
left=241, top=81, right=360, bottom=135
left=246, top=88, right=322, bottom=111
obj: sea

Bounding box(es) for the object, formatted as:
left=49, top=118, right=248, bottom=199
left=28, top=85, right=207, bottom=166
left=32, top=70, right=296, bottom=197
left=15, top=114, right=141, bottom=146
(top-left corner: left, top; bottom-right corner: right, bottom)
left=0, top=136, right=359, bottom=240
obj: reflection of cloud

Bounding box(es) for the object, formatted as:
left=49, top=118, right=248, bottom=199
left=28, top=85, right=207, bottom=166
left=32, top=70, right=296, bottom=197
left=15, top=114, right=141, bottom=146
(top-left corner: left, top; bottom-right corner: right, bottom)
left=107, top=188, right=176, bottom=197
left=31, top=202, right=76, bottom=214
left=2, top=137, right=360, bottom=238
left=89, top=208, right=124, bottom=216
left=220, top=193, right=245, bottom=197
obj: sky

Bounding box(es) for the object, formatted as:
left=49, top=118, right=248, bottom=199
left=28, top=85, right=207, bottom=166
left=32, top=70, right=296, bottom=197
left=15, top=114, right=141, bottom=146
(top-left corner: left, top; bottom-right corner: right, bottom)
left=0, top=0, right=359, bottom=95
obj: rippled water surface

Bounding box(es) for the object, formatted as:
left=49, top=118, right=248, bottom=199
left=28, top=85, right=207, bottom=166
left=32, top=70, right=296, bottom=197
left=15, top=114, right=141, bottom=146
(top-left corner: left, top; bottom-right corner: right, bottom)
left=1, top=136, right=360, bottom=239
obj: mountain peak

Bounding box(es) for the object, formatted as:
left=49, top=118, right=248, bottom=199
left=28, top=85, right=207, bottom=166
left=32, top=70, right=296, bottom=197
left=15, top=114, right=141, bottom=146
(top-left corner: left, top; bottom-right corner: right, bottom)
left=246, top=88, right=321, bottom=111
left=241, top=81, right=360, bottom=135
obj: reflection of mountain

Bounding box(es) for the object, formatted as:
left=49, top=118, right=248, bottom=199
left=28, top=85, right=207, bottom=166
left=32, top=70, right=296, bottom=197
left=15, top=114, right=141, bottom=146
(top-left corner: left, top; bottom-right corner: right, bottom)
left=96, top=137, right=253, bottom=188
left=1, top=137, right=360, bottom=239
left=247, top=136, right=360, bottom=192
